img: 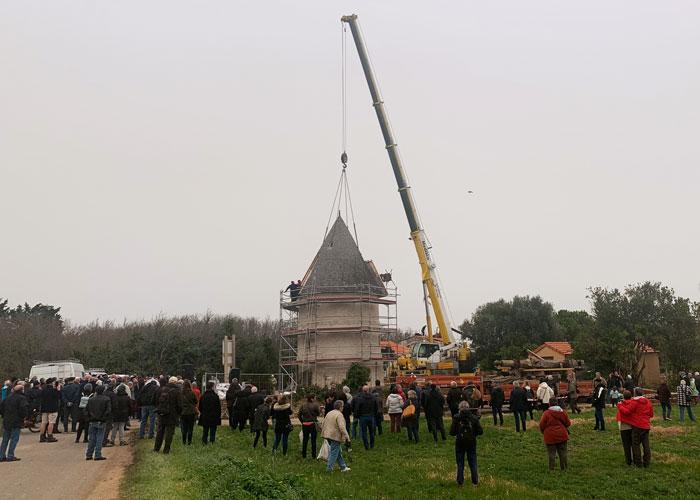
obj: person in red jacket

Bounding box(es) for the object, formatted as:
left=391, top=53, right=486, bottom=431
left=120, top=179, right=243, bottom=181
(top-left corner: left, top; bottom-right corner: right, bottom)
left=538, top=403, right=571, bottom=471
left=615, top=390, right=634, bottom=465
left=617, top=387, right=653, bottom=467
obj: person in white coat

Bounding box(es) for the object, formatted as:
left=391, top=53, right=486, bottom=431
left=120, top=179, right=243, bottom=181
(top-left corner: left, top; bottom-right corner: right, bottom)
left=537, top=381, right=555, bottom=411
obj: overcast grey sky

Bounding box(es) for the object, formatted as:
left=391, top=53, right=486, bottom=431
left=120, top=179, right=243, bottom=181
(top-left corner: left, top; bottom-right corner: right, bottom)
left=1, top=1, right=698, bottom=329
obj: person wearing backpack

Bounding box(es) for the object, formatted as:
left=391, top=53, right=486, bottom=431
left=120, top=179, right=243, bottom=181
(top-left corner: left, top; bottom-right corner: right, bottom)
left=538, top=399, right=571, bottom=470
left=75, top=383, right=93, bottom=443
left=449, top=400, right=483, bottom=486
left=298, top=394, right=320, bottom=458
left=153, top=377, right=183, bottom=454
left=401, top=389, right=420, bottom=443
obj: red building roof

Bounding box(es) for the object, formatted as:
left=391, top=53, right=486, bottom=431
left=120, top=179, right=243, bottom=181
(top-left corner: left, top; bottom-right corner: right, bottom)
left=534, top=342, right=573, bottom=356
left=381, top=340, right=409, bottom=354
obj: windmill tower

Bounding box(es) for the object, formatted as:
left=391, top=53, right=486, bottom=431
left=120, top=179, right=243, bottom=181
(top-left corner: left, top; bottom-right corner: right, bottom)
left=279, top=215, right=397, bottom=388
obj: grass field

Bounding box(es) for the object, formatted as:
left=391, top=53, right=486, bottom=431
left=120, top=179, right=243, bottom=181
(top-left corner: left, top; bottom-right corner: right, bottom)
left=122, top=407, right=700, bottom=499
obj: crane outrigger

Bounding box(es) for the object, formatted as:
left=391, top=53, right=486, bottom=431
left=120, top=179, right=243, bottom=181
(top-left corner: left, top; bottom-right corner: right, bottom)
left=341, top=14, right=472, bottom=378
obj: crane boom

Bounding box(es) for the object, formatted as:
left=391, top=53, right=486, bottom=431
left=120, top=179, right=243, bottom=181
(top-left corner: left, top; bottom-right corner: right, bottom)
left=341, top=14, right=457, bottom=346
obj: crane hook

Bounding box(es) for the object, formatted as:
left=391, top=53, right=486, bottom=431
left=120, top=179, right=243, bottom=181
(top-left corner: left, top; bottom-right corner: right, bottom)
left=341, top=151, right=348, bottom=168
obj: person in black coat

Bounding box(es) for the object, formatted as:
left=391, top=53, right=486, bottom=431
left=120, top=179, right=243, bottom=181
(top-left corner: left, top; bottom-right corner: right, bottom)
left=592, top=379, right=607, bottom=431
left=232, top=387, right=251, bottom=432
left=247, top=386, right=265, bottom=434
left=153, top=378, right=183, bottom=454
left=271, top=396, right=293, bottom=455
left=490, top=383, right=505, bottom=426
left=198, top=381, right=222, bottom=444
left=108, top=385, right=131, bottom=446
left=39, top=378, right=60, bottom=442
left=424, top=384, right=446, bottom=443
left=509, top=381, right=528, bottom=433
left=0, top=384, right=29, bottom=461
left=446, top=381, right=464, bottom=417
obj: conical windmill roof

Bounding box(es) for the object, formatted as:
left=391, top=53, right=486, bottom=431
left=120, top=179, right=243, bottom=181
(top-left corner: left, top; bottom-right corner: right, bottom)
left=301, top=215, right=387, bottom=297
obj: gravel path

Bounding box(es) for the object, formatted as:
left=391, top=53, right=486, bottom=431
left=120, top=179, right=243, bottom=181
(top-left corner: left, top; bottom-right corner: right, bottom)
left=2, top=421, right=135, bottom=500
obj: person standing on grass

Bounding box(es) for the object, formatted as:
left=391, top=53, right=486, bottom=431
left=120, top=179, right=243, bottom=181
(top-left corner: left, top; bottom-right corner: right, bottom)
left=450, top=400, right=483, bottom=487
left=232, top=385, right=251, bottom=432
left=137, top=378, right=158, bottom=439
left=0, top=383, right=28, bottom=462
left=591, top=379, right=607, bottom=431
left=566, top=372, right=581, bottom=414
left=153, top=376, right=183, bottom=454
left=425, top=384, right=447, bottom=443
left=676, top=379, right=696, bottom=423
left=321, top=400, right=351, bottom=473
left=402, top=389, right=420, bottom=443
left=510, top=381, right=528, bottom=433
left=108, top=385, right=130, bottom=447
left=371, top=380, right=384, bottom=436
left=538, top=399, right=571, bottom=471
left=179, top=380, right=199, bottom=446
left=386, top=386, right=404, bottom=434
left=536, top=380, right=554, bottom=411
left=615, top=390, right=634, bottom=466
left=198, top=381, right=222, bottom=445
left=271, top=395, right=293, bottom=455
left=252, top=396, right=271, bottom=448
left=524, top=382, right=536, bottom=420
left=657, top=376, right=672, bottom=421
left=299, top=394, right=320, bottom=458
left=247, top=386, right=265, bottom=434
left=490, top=383, right=504, bottom=426
left=355, top=385, right=378, bottom=450
left=86, top=384, right=111, bottom=461
left=447, top=381, right=463, bottom=417
left=618, top=387, right=653, bottom=467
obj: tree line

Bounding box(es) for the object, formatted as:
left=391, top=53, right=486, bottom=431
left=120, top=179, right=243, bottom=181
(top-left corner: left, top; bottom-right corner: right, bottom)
left=460, top=281, right=700, bottom=379
left=3, top=280, right=698, bottom=382
left=0, top=298, right=280, bottom=380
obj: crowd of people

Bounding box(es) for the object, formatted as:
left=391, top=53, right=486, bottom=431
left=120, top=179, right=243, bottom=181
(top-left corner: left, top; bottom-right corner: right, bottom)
left=1, top=368, right=698, bottom=488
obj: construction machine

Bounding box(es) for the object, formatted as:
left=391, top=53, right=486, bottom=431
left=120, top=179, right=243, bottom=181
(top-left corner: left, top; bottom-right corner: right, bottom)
left=341, top=14, right=472, bottom=381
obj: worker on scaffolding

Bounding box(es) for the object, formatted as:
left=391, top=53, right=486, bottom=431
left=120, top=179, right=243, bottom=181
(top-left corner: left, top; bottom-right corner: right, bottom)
left=285, top=280, right=301, bottom=301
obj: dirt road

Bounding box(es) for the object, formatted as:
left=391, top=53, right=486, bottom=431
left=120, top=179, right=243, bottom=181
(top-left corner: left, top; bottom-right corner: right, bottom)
left=2, top=423, right=134, bottom=500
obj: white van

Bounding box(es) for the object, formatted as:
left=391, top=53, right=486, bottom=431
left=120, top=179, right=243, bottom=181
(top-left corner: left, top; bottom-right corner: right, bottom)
left=29, top=360, right=86, bottom=381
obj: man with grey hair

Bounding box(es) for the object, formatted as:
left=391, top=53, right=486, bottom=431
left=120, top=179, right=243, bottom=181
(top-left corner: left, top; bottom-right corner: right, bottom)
left=509, top=381, right=528, bottom=433
left=321, top=400, right=351, bottom=472
left=153, top=376, right=183, bottom=454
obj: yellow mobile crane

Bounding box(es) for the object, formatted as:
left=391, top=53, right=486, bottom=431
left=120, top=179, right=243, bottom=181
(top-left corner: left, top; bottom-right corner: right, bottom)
left=341, top=15, right=472, bottom=379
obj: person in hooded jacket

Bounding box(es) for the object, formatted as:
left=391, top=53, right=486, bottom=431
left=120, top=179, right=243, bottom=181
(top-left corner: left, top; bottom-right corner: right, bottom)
left=449, top=400, right=483, bottom=486
left=198, top=381, right=222, bottom=444
left=536, top=380, right=554, bottom=411
left=617, top=387, right=653, bottom=467
left=538, top=399, right=571, bottom=471
left=108, top=385, right=131, bottom=446
left=271, top=395, right=293, bottom=455
left=251, top=396, right=271, bottom=448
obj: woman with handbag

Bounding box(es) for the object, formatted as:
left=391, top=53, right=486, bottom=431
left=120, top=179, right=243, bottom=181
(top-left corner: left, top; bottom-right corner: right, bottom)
left=271, top=395, right=293, bottom=455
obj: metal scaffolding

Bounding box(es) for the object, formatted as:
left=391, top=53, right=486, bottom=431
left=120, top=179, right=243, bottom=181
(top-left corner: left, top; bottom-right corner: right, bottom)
left=278, top=281, right=398, bottom=391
